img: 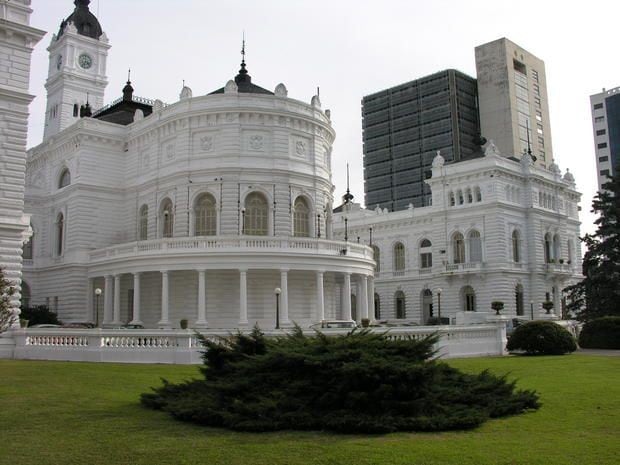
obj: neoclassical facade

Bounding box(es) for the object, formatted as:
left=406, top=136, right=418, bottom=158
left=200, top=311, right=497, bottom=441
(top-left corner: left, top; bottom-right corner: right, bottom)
left=333, top=144, right=583, bottom=324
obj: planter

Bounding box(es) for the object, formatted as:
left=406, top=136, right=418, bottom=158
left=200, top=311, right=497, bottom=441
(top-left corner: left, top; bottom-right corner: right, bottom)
left=491, top=301, right=504, bottom=316
left=19, top=319, right=29, bottom=328
left=542, top=301, right=554, bottom=314
left=180, top=319, right=188, bottom=330
left=361, top=318, right=370, bottom=328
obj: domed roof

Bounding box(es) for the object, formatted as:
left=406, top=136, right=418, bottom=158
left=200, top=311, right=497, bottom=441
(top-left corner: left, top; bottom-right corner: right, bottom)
left=58, top=0, right=103, bottom=40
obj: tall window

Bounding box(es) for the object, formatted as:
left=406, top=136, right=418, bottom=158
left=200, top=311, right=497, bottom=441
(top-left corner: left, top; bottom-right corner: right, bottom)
left=56, top=212, right=64, bottom=256
left=419, top=239, right=432, bottom=269
left=393, top=242, right=405, bottom=274
left=395, top=290, right=406, bottom=319
left=245, top=192, right=268, bottom=236
left=468, top=230, right=482, bottom=263
left=58, top=168, right=71, bottom=189
left=23, top=225, right=33, bottom=259
left=449, top=192, right=455, bottom=206
left=372, top=245, right=380, bottom=272
left=293, top=197, right=310, bottom=237
left=474, top=186, right=482, bottom=202
left=553, top=234, right=561, bottom=262
left=457, top=190, right=464, bottom=205
left=512, top=230, right=521, bottom=263
left=453, top=232, right=465, bottom=264
left=466, top=188, right=473, bottom=203
left=544, top=233, right=552, bottom=263
left=515, top=284, right=524, bottom=316
left=463, top=286, right=476, bottom=312
left=160, top=198, right=174, bottom=238
left=374, top=293, right=381, bottom=319
left=139, top=205, right=148, bottom=241
left=194, top=193, right=217, bottom=236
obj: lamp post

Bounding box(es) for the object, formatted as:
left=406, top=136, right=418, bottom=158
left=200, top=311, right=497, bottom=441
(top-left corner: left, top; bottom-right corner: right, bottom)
left=241, top=208, right=246, bottom=235
left=369, top=227, right=373, bottom=246
left=344, top=217, right=348, bottom=242
left=274, top=287, right=281, bottom=329
left=94, top=288, right=102, bottom=327
left=530, top=300, right=534, bottom=320
left=435, top=288, right=443, bottom=324
left=317, top=213, right=321, bottom=238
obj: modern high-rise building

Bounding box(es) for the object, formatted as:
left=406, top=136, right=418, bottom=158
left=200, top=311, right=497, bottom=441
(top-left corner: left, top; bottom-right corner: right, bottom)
left=362, top=69, right=481, bottom=211
left=475, top=38, right=552, bottom=168
left=590, top=87, right=620, bottom=191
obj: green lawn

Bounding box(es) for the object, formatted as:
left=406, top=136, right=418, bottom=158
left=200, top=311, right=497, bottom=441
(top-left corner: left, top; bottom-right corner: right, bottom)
left=1, top=355, right=618, bottom=465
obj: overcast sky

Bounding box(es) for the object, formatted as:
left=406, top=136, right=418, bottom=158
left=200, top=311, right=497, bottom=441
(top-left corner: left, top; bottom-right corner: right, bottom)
left=26, top=0, right=620, bottom=235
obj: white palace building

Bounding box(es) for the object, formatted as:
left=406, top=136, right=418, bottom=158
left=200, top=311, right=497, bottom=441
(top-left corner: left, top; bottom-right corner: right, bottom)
left=2, top=1, right=583, bottom=362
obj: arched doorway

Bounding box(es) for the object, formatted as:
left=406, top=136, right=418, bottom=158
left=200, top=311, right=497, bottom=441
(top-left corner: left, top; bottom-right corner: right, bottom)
left=421, top=289, right=433, bottom=324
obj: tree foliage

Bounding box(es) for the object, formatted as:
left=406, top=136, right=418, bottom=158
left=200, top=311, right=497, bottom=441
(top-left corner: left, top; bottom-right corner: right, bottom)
left=565, top=172, right=620, bottom=321
left=578, top=316, right=620, bottom=350
left=0, top=268, right=16, bottom=333
left=142, top=326, right=539, bottom=433
left=19, top=305, right=60, bottom=326
left=506, top=321, right=577, bottom=355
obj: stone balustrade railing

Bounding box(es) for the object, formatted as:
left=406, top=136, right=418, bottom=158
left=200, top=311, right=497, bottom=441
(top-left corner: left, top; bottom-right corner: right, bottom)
left=88, top=236, right=372, bottom=262
left=7, top=324, right=506, bottom=364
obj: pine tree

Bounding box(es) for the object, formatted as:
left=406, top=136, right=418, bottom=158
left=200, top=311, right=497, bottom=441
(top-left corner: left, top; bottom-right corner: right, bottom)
left=0, top=268, right=17, bottom=333
left=565, top=172, right=620, bottom=320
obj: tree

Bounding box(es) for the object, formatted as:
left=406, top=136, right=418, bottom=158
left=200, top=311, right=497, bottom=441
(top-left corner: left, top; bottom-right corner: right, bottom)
left=0, top=268, right=17, bottom=333
left=565, top=171, right=620, bottom=321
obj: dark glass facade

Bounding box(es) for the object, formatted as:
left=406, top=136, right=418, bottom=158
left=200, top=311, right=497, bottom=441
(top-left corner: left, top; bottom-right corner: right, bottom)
left=362, top=70, right=480, bottom=211
left=605, top=93, right=620, bottom=176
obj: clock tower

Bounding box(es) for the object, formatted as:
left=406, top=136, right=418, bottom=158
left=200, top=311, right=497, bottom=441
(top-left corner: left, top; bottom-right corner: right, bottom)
left=43, top=0, right=110, bottom=140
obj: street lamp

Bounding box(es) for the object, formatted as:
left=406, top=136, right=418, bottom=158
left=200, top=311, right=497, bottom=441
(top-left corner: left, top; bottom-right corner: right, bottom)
left=241, top=208, right=246, bottom=234
left=274, top=287, right=281, bottom=329
left=369, top=227, right=373, bottom=246
left=530, top=300, right=534, bottom=320
left=344, top=217, right=348, bottom=242
left=317, top=213, right=321, bottom=238
left=94, top=288, right=102, bottom=327
left=435, top=288, right=443, bottom=324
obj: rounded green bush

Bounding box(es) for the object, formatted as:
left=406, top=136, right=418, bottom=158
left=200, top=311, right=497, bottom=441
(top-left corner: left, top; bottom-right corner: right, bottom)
left=507, top=321, right=576, bottom=355
left=579, top=316, right=620, bottom=349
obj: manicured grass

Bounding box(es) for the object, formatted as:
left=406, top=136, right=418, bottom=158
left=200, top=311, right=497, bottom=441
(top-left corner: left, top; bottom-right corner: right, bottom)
left=1, top=355, right=618, bottom=465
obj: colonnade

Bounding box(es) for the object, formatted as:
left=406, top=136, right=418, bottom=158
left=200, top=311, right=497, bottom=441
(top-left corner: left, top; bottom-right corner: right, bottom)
left=92, top=269, right=374, bottom=329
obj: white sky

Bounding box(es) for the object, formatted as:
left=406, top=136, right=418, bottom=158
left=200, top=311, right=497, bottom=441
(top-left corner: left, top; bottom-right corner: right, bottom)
left=27, top=0, right=620, bottom=235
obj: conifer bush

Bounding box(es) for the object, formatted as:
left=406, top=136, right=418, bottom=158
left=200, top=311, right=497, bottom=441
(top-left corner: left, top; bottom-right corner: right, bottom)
left=507, top=321, right=577, bottom=355
left=142, top=327, right=539, bottom=433
left=578, top=317, right=620, bottom=349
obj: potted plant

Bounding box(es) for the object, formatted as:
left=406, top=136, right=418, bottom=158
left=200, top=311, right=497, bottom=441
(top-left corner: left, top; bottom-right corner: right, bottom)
left=491, top=301, right=504, bottom=315
left=180, top=319, right=188, bottom=330
left=19, top=318, right=29, bottom=328
left=542, top=301, right=554, bottom=314
left=559, top=258, right=564, bottom=264
left=361, top=318, right=370, bottom=328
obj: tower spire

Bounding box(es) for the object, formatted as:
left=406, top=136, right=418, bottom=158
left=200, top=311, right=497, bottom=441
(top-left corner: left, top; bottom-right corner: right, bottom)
left=343, top=163, right=354, bottom=204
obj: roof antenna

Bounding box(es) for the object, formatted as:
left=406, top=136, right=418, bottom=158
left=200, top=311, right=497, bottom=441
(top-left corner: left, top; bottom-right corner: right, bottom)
left=343, top=163, right=354, bottom=204
left=127, top=68, right=131, bottom=83
left=241, top=31, right=246, bottom=65
left=317, top=86, right=320, bottom=97
left=525, top=119, right=537, bottom=162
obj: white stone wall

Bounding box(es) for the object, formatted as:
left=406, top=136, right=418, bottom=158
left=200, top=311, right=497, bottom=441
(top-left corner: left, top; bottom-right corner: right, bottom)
left=0, top=0, right=44, bottom=322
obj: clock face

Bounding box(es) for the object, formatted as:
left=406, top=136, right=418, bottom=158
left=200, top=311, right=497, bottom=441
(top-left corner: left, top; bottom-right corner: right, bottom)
left=78, top=53, right=93, bottom=69
left=56, top=55, right=62, bottom=70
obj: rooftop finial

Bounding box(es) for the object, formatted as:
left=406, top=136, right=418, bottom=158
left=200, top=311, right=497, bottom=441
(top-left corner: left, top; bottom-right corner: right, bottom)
left=343, top=162, right=354, bottom=204
left=123, top=69, right=134, bottom=101
left=127, top=68, right=131, bottom=84
left=241, top=31, right=246, bottom=65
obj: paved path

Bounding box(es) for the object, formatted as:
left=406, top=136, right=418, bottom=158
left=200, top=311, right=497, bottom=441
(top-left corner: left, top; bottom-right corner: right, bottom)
left=577, top=348, right=620, bottom=357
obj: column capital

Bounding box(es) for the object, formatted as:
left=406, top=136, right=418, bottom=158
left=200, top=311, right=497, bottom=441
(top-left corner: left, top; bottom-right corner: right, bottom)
left=238, top=268, right=248, bottom=274
left=160, top=270, right=169, bottom=275
left=132, top=271, right=142, bottom=277
left=280, top=268, right=290, bottom=273
left=196, top=269, right=207, bottom=274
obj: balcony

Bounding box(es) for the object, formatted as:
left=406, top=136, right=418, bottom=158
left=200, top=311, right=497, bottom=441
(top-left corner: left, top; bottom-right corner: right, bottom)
left=542, top=262, right=574, bottom=276
left=442, top=262, right=483, bottom=274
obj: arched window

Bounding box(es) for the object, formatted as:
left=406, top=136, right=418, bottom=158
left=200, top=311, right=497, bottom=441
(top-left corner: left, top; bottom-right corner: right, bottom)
left=20, top=281, right=31, bottom=309
left=449, top=192, right=455, bottom=206
left=244, top=192, right=269, bottom=236
left=56, top=212, right=64, bottom=256
left=293, top=196, right=310, bottom=237
left=73, top=104, right=79, bottom=117
left=419, top=238, right=432, bottom=269
left=474, top=186, right=482, bottom=202
left=194, top=193, right=217, bottom=236
left=457, top=190, right=464, bottom=205
left=567, top=239, right=574, bottom=265
left=468, top=230, right=482, bottom=263
left=395, top=290, right=406, bottom=319
left=452, top=232, right=465, bottom=264
left=544, top=233, right=553, bottom=263
left=512, top=230, right=521, bottom=263
left=553, top=234, right=561, bottom=262
left=372, top=245, right=380, bottom=272
left=393, top=242, right=405, bottom=274
left=466, top=188, right=473, bottom=203
left=515, top=284, right=524, bottom=316
left=160, top=198, right=174, bottom=238
left=138, top=205, right=148, bottom=241
left=58, top=168, right=71, bottom=189
left=462, top=286, right=476, bottom=312
left=374, top=293, right=381, bottom=319
left=23, top=225, right=33, bottom=259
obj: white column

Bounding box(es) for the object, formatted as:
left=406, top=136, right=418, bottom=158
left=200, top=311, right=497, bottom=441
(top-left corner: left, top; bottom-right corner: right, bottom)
left=316, top=271, right=325, bottom=323
left=130, top=272, right=142, bottom=325
left=158, top=271, right=171, bottom=328
left=103, top=275, right=113, bottom=325
left=113, top=275, right=122, bottom=325
left=196, top=270, right=208, bottom=328
left=343, top=272, right=352, bottom=321
left=360, top=275, right=369, bottom=320
left=239, top=269, right=248, bottom=325
left=280, top=270, right=290, bottom=325
left=368, top=277, right=375, bottom=321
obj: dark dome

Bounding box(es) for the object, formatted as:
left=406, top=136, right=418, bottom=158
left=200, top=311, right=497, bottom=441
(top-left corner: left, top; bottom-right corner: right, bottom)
left=58, top=0, right=103, bottom=40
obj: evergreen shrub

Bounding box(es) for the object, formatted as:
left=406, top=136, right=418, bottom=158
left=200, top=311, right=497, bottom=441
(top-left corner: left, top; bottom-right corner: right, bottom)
left=507, top=321, right=576, bottom=355
left=578, top=317, right=620, bottom=349
left=142, top=326, right=540, bottom=433
left=19, top=305, right=61, bottom=326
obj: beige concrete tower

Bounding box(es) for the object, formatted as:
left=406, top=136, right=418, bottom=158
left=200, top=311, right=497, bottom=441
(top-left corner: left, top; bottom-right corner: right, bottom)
left=475, top=38, right=553, bottom=167
left=0, top=0, right=45, bottom=323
